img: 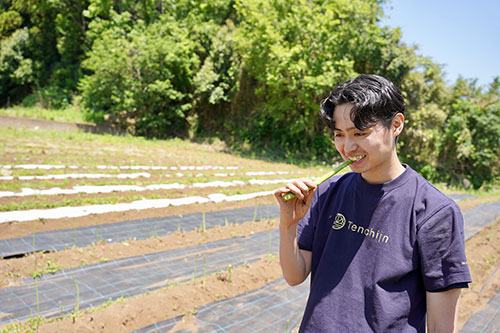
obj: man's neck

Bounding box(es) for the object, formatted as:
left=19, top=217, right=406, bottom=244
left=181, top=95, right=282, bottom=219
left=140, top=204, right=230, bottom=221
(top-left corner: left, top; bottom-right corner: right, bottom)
left=361, top=157, right=406, bottom=185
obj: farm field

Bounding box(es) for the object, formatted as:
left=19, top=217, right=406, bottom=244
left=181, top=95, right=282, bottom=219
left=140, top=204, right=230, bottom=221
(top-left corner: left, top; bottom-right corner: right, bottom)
left=0, top=123, right=499, bottom=332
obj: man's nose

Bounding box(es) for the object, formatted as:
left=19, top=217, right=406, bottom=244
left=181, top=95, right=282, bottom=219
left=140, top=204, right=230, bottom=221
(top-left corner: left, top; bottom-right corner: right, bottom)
left=344, top=136, right=357, bottom=153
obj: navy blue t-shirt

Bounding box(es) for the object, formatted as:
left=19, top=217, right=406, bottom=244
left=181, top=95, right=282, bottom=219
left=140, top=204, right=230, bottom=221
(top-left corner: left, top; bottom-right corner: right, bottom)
left=297, top=165, right=472, bottom=332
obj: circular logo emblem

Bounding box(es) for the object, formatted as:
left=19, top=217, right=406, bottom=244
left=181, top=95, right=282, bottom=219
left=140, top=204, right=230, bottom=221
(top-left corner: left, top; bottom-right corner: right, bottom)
left=332, top=213, right=346, bottom=230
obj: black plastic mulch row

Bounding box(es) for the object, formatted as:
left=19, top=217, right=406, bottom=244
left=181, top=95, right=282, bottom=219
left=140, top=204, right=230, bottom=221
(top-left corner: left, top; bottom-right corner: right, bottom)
left=0, top=229, right=280, bottom=324
left=0, top=205, right=280, bottom=258
left=463, top=200, right=500, bottom=239
left=134, top=277, right=309, bottom=333
left=460, top=288, right=500, bottom=332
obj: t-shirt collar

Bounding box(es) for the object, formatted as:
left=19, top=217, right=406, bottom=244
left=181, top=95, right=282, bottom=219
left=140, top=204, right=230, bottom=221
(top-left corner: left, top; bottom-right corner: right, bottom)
left=355, top=164, right=411, bottom=193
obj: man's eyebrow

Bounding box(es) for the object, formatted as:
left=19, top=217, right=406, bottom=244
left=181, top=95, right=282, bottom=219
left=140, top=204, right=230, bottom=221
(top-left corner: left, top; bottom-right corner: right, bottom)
left=333, top=126, right=358, bottom=132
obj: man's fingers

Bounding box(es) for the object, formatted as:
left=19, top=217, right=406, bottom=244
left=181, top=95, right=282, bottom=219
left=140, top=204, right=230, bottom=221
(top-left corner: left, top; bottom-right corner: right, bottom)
left=274, top=187, right=290, bottom=203
left=305, top=186, right=316, bottom=205
left=274, top=179, right=317, bottom=204
left=286, top=183, right=306, bottom=200
left=303, top=179, right=317, bottom=190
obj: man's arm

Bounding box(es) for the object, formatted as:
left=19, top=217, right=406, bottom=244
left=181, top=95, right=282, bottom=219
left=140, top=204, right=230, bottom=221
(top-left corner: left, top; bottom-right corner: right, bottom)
left=274, top=179, right=316, bottom=286
left=279, top=224, right=312, bottom=286
left=426, top=288, right=461, bottom=333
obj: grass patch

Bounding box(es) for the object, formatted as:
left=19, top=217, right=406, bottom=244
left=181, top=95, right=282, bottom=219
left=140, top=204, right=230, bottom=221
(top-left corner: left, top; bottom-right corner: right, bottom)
left=0, top=194, right=146, bottom=211
left=31, top=258, right=64, bottom=279
left=0, top=106, right=89, bottom=124
left=0, top=172, right=303, bottom=192
left=0, top=127, right=317, bottom=173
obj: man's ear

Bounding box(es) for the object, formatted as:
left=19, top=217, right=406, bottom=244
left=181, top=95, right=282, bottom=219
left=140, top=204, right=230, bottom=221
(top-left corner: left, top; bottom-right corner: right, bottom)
left=392, top=113, right=404, bottom=137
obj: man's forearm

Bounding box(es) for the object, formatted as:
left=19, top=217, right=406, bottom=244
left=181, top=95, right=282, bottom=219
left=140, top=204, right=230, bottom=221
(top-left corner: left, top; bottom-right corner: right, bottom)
left=426, top=289, right=461, bottom=332
left=279, top=224, right=310, bottom=286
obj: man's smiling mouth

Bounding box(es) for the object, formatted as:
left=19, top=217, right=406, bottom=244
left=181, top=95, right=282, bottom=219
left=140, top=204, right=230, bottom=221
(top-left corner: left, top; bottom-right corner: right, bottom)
left=349, top=155, right=366, bottom=162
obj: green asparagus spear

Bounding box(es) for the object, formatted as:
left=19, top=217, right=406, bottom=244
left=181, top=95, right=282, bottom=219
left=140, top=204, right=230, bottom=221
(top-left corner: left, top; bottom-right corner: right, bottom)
left=282, top=159, right=353, bottom=201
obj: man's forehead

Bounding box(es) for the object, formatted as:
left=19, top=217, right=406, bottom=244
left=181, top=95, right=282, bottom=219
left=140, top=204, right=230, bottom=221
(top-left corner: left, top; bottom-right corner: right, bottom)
left=333, top=103, right=354, bottom=113
left=333, top=103, right=355, bottom=123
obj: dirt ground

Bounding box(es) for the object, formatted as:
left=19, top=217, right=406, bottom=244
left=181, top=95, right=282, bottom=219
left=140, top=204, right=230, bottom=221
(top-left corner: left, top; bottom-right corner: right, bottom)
left=1, top=210, right=499, bottom=332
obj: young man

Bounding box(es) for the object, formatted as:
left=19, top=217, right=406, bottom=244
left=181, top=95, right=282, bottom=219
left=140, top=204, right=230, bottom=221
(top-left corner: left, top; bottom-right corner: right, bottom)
left=274, top=74, right=471, bottom=332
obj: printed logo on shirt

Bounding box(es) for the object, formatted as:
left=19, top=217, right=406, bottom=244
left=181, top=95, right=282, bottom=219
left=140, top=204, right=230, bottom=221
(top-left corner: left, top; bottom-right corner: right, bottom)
left=331, top=212, right=390, bottom=244
left=332, top=213, right=346, bottom=230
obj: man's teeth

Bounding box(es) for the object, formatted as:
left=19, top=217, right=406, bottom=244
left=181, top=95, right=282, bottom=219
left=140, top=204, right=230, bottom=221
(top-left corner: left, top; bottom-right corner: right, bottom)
left=350, top=155, right=365, bottom=161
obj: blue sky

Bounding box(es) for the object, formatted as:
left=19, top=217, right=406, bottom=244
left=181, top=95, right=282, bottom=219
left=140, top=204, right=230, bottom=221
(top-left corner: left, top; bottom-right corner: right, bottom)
left=380, top=0, right=500, bottom=87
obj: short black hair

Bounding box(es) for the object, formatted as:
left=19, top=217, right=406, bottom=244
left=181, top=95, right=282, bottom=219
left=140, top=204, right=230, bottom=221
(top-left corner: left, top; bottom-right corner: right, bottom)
left=320, top=74, right=405, bottom=132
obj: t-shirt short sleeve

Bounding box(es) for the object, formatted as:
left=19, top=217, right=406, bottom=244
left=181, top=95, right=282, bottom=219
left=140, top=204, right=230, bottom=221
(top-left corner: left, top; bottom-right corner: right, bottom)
left=417, top=203, right=472, bottom=291
left=297, top=187, right=320, bottom=252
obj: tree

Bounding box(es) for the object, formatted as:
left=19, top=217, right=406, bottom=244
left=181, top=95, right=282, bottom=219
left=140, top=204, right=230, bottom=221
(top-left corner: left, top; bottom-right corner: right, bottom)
left=438, top=99, right=500, bottom=189
left=213, top=0, right=418, bottom=161
left=0, top=27, right=33, bottom=105
left=80, top=13, right=199, bottom=137
left=0, top=10, right=23, bottom=40
left=398, top=58, right=450, bottom=176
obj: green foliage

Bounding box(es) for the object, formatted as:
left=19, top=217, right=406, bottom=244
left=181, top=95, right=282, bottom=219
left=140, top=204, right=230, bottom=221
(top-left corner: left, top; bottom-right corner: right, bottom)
left=0, top=10, right=23, bottom=39
left=80, top=13, right=199, bottom=137
left=22, top=86, right=70, bottom=109
left=398, top=58, right=450, bottom=171
left=213, top=0, right=416, bottom=161
left=438, top=99, right=500, bottom=189
left=0, top=27, right=33, bottom=105
left=194, top=21, right=239, bottom=106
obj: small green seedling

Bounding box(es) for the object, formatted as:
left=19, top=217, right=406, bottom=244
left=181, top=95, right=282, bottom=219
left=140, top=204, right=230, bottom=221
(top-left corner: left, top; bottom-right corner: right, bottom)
left=200, top=212, right=206, bottom=232
left=227, top=265, right=232, bottom=283
left=35, top=278, right=40, bottom=315
left=267, top=230, right=273, bottom=258
left=72, top=276, right=80, bottom=323
left=73, top=220, right=77, bottom=247
left=282, top=160, right=353, bottom=201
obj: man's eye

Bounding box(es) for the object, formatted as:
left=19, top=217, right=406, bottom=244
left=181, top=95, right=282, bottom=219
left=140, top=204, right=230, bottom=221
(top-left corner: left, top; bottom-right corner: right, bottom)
left=354, top=132, right=366, bottom=137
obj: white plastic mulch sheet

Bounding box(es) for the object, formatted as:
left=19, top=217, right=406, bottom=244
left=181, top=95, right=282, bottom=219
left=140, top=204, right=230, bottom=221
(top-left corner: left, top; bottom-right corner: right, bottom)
left=0, top=191, right=275, bottom=223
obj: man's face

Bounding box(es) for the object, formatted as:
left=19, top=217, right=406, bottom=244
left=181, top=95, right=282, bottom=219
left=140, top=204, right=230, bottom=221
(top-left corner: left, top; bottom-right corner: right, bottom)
left=332, top=103, right=402, bottom=183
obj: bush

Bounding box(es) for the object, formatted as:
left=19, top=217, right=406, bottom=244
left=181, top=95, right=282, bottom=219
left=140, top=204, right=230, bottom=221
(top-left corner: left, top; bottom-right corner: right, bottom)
left=79, top=13, right=199, bottom=137
left=438, top=100, right=500, bottom=188
left=0, top=27, right=33, bottom=105
left=22, top=86, right=70, bottom=109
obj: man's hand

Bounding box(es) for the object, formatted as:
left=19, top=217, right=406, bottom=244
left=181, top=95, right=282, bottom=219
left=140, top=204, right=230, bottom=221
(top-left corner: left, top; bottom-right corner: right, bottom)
left=274, top=179, right=316, bottom=286
left=274, top=179, right=317, bottom=228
